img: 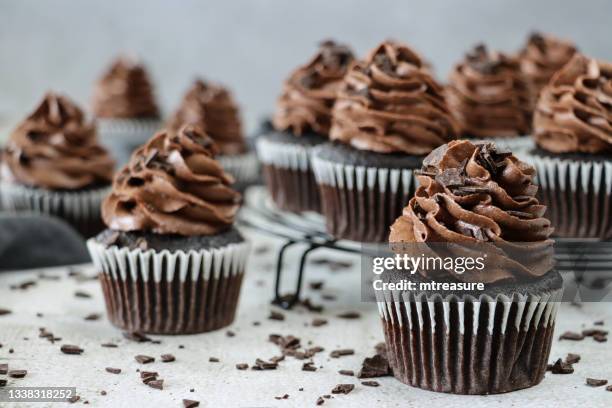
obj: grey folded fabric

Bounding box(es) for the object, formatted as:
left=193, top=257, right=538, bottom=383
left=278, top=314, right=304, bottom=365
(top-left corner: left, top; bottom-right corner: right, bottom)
left=0, top=213, right=90, bottom=271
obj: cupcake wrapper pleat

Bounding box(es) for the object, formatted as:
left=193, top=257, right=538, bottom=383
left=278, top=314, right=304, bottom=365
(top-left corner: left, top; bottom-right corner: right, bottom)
left=87, top=239, right=251, bottom=334
left=377, top=289, right=562, bottom=394
left=218, top=150, right=261, bottom=187
left=0, top=181, right=109, bottom=236
left=311, top=155, right=416, bottom=242
left=526, top=153, right=612, bottom=239
left=255, top=137, right=320, bottom=212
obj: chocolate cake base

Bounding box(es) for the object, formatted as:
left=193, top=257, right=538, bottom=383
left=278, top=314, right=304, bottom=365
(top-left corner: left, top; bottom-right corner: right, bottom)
left=312, top=142, right=422, bottom=242
left=263, top=164, right=320, bottom=213
left=378, top=270, right=563, bottom=394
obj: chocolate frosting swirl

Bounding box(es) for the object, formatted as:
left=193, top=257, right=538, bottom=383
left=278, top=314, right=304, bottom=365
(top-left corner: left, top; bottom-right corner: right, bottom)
left=273, top=40, right=354, bottom=136
left=447, top=44, right=532, bottom=138
left=169, top=79, right=246, bottom=155
left=102, top=125, right=241, bottom=236
left=330, top=41, right=458, bottom=155
left=1, top=93, right=114, bottom=190
left=389, top=140, right=554, bottom=283
left=533, top=54, right=612, bottom=154
left=92, top=57, right=160, bottom=119
left=519, top=32, right=577, bottom=101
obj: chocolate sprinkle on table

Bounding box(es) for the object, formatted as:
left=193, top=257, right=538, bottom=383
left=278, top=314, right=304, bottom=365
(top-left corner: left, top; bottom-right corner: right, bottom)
left=209, top=357, right=220, bottom=363
left=84, top=313, right=101, bottom=321
left=565, top=353, right=581, bottom=365
left=101, top=343, right=118, bottom=348
left=148, top=379, right=164, bottom=390
left=547, top=358, right=574, bottom=374
left=183, top=400, right=200, bottom=408
left=0, top=379, right=6, bottom=387
left=269, top=311, right=285, bottom=321
left=0, top=309, right=11, bottom=316
left=67, top=395, right=80, bottom=403
left=358, top=354, right=391, bottom=378
left=302, top=362, right=317, bottom=372
left=236, top=363, right=249, bottom=370
left=316, top=396, right=325, bottom=405
left=105, top=367, right=121, bottom=374
left=74, top=291, right=92, bottom=299
left=309, top=281, right=324, bottom=290
left=330, top=349, right=354, bottom=358
left=161, top=354, right=175, bottom=363
left=135, top=355, right=155, bottom=364
left=339, top=370, right=354, bottom=376
left=60, top=344, right=84, bottom=355
left=123, top=331, right=152, bottom=343
left=586, top=378, right=608, bottom=387
left=0, top=364, right=7, bottom=374
left=312, top=318, right=328, bottom=327
left=559, top=331, right=585, bottom=341
left=362, top=381, right=380, bottom=387
left=8, top=370, right=27, bottom=378
left=336, top=312, right=360, bottom=319
left=331, top=384, right=355, bottom=394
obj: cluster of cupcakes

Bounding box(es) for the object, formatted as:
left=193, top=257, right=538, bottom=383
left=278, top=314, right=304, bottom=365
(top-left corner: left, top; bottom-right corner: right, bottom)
left=258, top=32, right=612, bottom=241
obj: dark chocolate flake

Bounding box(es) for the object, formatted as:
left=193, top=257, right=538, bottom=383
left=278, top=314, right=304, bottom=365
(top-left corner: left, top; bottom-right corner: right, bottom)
left=161, top=354, right=175, bottom=363
left=330, top=349, right=354, bottom=358
left=361, top=380, right=380, bottom=387
left=547, top=358, right=574, bottom=374
left=586, top=378, right=608, bottom=387
left=105, top=367, right=121, bottom=374
left=0, top=379, right=6, bottom=387
left=312, top=318, right=328, bottom=327
left=209, top=357, right=220, bottom=363
left=74, top=290, right=92, bottom=299
left=0, top=309, right=11, bottom=316
left=302, top=362, right=317, bottom=372
left=236, top=363, right=249, bottom=370
left=331, top=384, right=355, bottom=395
left=135, top=355, right=155, bottom=364
left=269, top=311, right=285, bottom=321
left=60, top=344, right=84, bottom=355
left=183, top=400, right=200, bottom=408
left=8, top=370, right=27, bottom=378
left=147, top=379, right=164, bottom=390
left=559, top=331, right=585, bottom=341
left=336, top=312, right=360, bottom=319
left=84, top=313, right=101, bottom=321
left=67, top=395, right=80, bottom=403
left=565, top=353, right=581, bottom=365
left=339, top=370, right=354, bottom=376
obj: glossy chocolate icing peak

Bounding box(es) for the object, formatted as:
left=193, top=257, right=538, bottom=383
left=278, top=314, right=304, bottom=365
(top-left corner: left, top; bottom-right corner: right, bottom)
left=534, top=54, right=612, bottom=154
left=273, top=40, right=354, bottom=135
left=447, top=44, right=532, bottom=138
left=330, top=40, right=458, bottom=155
left=390, top=140, right=554, bottom=283
left=1, top=92, right=114, bottom=190
left=92, top=57, right=160, bottom=119
left=169, top=78, right=246, bottom=155
left=102, top=125, right=241, bottom=236
left=519, top=32, right=577, bottom=98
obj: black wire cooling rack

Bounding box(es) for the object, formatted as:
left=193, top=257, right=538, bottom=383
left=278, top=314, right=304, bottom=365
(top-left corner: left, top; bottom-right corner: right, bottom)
left=238, top=187, right=612, bottom=309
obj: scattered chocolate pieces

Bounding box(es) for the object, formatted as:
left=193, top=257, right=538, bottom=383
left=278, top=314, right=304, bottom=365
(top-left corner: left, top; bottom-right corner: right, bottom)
left=309, top=281, right=324, bottom=290
left=226, top=330, right=235, bottom=338
left=135, top=355, right=155, bottom=364
left=565, top=353, right=581, bottom=365
left=8, top=370, right=27, bottom=378
left=0, top=364, right=7, bottom=374
left=300, top=298, right=324, bottom=313
left=312, top=318, right=328, bottom=327
left=583, top=329, right=609, bottom=337
left=67, top=395, right=80, bottom=403
left=0, top=379, right=6, bottom=387
left=594, top=334, right=608, bottom=342
left=339, top=370, right=354, bottom=376
left=358, top=354, right=391, bottom=378
left=362, top=381, right=380, bottom=387
left=607, top=385, right=612, bottom=392
left=547, top=358, right=574, bottom=374
left=161, top=354, right=175, bottom=363
left=209, top=357, right=220, bottom=363
left=0, top=308, right=11, bottom=316
left=310, top=258, right=353, bottom=271
left=331, top=384, right=355, bottom=395
left=252, top=358, right=278, bottom=370
left=183, top=400, right=200, bottom=408
left=123, top=331, right=152, bottom=343
left=148, top=379, right=164, bottom=390
left=594, top=320, right=604, bottom=326
left=101, top=343, right=118, bottom=348
left=302, top=362, right=317, bottom=372
left=236, top=363, right=249, bottom=370
left=61, top=344, right=84, bottom=355
left=330, top=349, right=354, bottom=358
left=10, top=280, right=36, bottom=290
left=269, top=311, right=285, bottom=321
left=275, top=394, right=289, bottom=400
left=105, top=367, right=121, bottom=374
left=100, top=391, right=107, bottom=396
left=336, top=312, right=360, bottom=319
left=559, top=331, right=585, bottom=341
left=84, top=313, right=101, bottom=321
left=74, top=291, right=92, bottom=299
left=316, top=396, right=325, bottom=405
left=586, top=378, right=608, bottom=387
left=140, top=371, right=159, bottom=383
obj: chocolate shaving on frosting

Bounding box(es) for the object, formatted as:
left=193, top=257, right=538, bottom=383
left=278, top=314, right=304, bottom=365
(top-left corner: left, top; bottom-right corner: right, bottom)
left=330, top=40, right=458, bottom=155
left=169, top=79, right=246, bottom=155
left=447, top=44, right=532, bottom=138
left=1, top=93, right=114, bottom=190
left=533, top=54, right=612, bottom=154
left=273, top=40, right=354, bottom=136
left=102, top=125, right=241, bottom=235
left=519, top=32, right=577, bottom=103
left=92, top=57, right=160, bottom=119
left=389, top=140, right=554, bottom=283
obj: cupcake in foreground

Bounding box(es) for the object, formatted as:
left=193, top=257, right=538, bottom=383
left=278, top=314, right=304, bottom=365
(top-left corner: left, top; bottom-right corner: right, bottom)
left=518, top=32, right=577, bottom=105
left=169, top=78, right=259, bottom=190
left=256, top=40, right=354, bottom=213
left=312, top=40, right=457, bottom=242
left=0, top=92, right=114, bottom=237
left=87, top=125, right=250, bottom=334
left=526, top=54, right=612, bottom=239
left=92, top=56, right=162, bottom=164
left=378, top=139, right=562, bottom=394
left=447, top=44, right=533, bottom=151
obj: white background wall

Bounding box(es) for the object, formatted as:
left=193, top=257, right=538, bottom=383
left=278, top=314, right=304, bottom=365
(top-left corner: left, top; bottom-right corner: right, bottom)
left=1, top=0, right=611, bottom=134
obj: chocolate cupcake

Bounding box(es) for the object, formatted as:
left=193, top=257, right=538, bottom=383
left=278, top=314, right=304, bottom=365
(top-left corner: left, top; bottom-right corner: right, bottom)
left=518, top=32, right=577, bottom=106
left=92, top=56, right=162, bottom=164
left=525, top=54, right=612, bottom=239
left=87, top=125, right=250, bottom=334
left=256, top=40, right=354, bottom=213
left=447, top=44, right=533, bottom=151
left=379, top=139, right=562, bottom=394
left=168, top=79, right=258, bottom=191
left=0, top=93, right=114, bottom=237
left=312, top=41, right=458, bottom=242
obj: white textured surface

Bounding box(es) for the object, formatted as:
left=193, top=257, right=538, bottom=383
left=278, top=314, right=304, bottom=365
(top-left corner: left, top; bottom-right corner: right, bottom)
left=0, top=228, right=611, bottom=407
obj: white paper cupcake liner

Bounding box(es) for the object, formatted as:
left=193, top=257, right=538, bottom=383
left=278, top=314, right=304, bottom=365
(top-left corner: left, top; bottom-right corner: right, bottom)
left=377, top=287, right=563, bottom=394
left=218, top=150, right=261, bottom=186
left=87, top=238, right=251, bottom=334
left=523, top=152, right=612, bottom=239
left=0, top=181, right=110, bottom=236
left=255, top=136, right=313, bottom=171
left=311, top=153, right=417, bottom=242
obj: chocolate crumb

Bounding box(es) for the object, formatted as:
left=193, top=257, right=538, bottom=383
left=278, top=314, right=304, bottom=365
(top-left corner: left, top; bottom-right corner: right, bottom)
left=105, top=367, right=121, bottom=374
left=302, top=362, right=317, bottom=372
left=0, top=309, right=11, bottom=316
left=148, top=379, right=164, bottom=390
left=67, top=395, right=80, bottom=403
left=275, top=394, right=289, bottom=400
left=316, top=396, right=325, bottom=405
left=358, top=354, right=391, bottom=378
left=101, top=391, right=107, bottom=396
left=606, top=385, right=612, bottom=392
left=565, top=353, right=581, bottom=365
left=309, top=281, right=324, bottom=290
left=236, top=363, right=249, bottom=370
left=269, top=310, right=285, bottom=321
left=331, top=384, right=355, bottom=394
left=101, top=343, right=118, bottom=348
left=0, top=364, right=7, bottom=374
left=183, top=400, right=200, bottom=408
left=547, top=358, right=574, bottom=374
left=252, top=358, right=277, bottom=370
left=362, top=380, right=380, bottom=387
left=161, top=354, right=175, bottom=363
left=336, top=312, right=360, bottom=319
left=586, top=378, right=608, bottom=387
left=60, top=344, right=84, bottom=355
left=84, top=313, right=101, bottom=321
left=312, top=318, right=328, bottom=327
left=330, top=349, right=354, bottom=358
left=123, top=331, right=152, bottom=343
left=582, top=329, right=608, bottom=337
left=0, top=379, right=6, bottom=387
left=559, top=331, right=585, bottom=341
left=209, top=357, right=220, bottom=363
left=226, top=330, right=235, bottom=337
left=339, top=370, right=354, bottom=376
left=594, top=320, right=604, bottom=326
left=8, top=370, right=27, bottom=378
left=74, top=291, right=92, bottom=299
left=593, top=333, right=608, bottom=342
left=135, top=355, right=155, bottom=364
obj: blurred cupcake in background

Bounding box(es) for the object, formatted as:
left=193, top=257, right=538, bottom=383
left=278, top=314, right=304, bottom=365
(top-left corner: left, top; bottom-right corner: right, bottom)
left=518, top=32, right=577, bottom=105
left=256, top=40, right=354, bottom=213
left=88, top=124, right=250, bottom=334
left=168, top=78, right=259, bottom=191
left=526, top=54, right=612, bottom=239
left=447, top=44, right=533, bottom=151
left=0, top=92, right=115, bottom=237
left=92, top=56, right=162, bottom=164
left=312, top=40, right=458, bottom=242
